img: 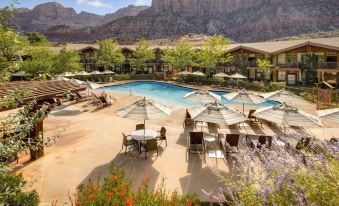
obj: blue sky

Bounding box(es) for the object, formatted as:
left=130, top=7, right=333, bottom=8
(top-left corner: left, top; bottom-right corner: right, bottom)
left=0, top=0, right=152, bottom=15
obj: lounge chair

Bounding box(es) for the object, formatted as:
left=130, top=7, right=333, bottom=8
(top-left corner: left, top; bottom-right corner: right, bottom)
left=248, top=109, right=261, bottom=125
left=156, top=127, right=167, bottom=147
left=136, top=124, right=145, bottom=130
left=122, top=133, right=137, bottom=155
left=187, top=132, right=206, bottom=159
left=257, top=135, right=272, bottom=149
left=140, top=139, right=159, bottom=160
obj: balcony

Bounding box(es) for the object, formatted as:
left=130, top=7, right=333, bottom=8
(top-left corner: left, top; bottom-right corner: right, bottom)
left=319, top=62, right=339, bottom=70
left=277, top=63, right=299, bottom=68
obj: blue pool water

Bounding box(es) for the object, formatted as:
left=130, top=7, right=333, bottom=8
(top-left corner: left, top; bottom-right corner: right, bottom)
left=99, top=81, right=279, bottom=107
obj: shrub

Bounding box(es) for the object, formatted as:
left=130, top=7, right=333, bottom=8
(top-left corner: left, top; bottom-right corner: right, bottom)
left=71, top=164, right=200, bottom=206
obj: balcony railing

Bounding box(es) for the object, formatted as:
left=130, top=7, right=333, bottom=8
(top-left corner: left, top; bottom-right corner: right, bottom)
left=277, top=63, right=299, bottom=68
left=319, top=62, right=339, bottom=70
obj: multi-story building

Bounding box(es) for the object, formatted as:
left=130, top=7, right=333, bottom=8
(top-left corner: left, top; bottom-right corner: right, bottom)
left=62, top=37, right=339, bottom=86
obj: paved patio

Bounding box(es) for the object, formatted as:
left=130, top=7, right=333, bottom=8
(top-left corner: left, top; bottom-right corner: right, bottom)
left=15, top=91, right=338, bottom=205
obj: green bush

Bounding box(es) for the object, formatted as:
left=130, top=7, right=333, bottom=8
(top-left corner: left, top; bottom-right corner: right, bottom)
left=72, top=164, right=200, bottom=206
left=0, top=173, right=39, bottom=206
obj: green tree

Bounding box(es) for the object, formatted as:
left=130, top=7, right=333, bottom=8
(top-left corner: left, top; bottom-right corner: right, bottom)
left=97, top=39, right=125, bottom=70
left=194, top=35, right=231, bottom=75
left=0, top=27, right=27, bottom=62
left=163, top=40, right=194, bottom=71
left=130, top=39, right=155, bottom=73
left=25, top=32, right=48, bottom=46
left=22, top=47, right=82, bottom=77
left=257, top=58, right=273, bottom=83
left=51, top=48, right=82, bottom=75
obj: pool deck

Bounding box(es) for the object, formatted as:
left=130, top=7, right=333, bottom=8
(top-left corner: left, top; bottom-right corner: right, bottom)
left=12, top=83, right=339, bottom=205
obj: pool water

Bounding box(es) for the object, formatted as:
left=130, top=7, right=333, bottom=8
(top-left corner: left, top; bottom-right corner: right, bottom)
left=100, top=81, right=279, bottom=107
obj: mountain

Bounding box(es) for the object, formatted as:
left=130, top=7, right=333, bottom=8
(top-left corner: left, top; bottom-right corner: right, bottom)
left=10, top=2, right=149, bottom=32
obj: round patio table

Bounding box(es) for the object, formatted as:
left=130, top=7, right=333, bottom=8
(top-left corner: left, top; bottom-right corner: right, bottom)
left=131, top=129, right=157, bottom=141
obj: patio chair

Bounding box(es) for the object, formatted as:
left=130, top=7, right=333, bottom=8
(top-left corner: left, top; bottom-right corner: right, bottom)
left=156, top=127, right=167, bottom=147
left=122, top=133, right=137, bottom=155
left=183, top=109, right=195, bottom=128
left=140, top=139, right=159, bottom=160
left=248, top=109, right=261, bottom=125
left=221, top=134, right=240, bottom=155
left=257, top=135, right=272, bottom=149
left=296, top=137, right=312, bottom=150
left=90, top=92, right=104, bottom=107
left=136, top=124, right=145, bottom=130
left=187, top=132, right=206, bottom=160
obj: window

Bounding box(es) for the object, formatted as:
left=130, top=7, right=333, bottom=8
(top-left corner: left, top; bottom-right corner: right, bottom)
left=278, top=54, right=286, bottom=64
left=278, top=71, right=286, bottom=81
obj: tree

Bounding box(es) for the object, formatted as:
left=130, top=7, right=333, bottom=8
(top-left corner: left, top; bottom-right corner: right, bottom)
left=26, top=32, right=48, bottom=46
left=194, top=35, right=231, bottom=75
left=257, top=58, right=273, bottom=83
left=163, top=40, right=194, bottom=71
left=51, top=48, right=82, bottom=75
left=22, top=47, right=82, bottom=77
left=130, top=39, right=155, bottom=73
left=97, top=39, right=125, bottom=70
left=0, top=27, right=27, bottom=62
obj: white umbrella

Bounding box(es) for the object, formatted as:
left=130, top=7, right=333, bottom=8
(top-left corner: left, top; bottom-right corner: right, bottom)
left=262, top=88, right=311, bottom=106
left=317, top=108, right=339, bottom=124
left=183, top=90, right=221, bottom=104
left=90, top=71, right=102, bottom=75
left=11, top=71, right=28, bottom=77
left=178, top=70, right=192, bottom=75
left=191, top=71, right=206, bottom=84
left=76, top=71, right=90, bottom=76
left=230, top=73, right=247, bottom=88
left=213, top=72, right=230, bottom=78
left=253, top=103, right=323, bottom=136
left=188, top=101, right=248, bottom=126
left=223, top=89, right=264, bottom=113
left=102, top=70, right=114, bottom=74
left=117, top=97, right=172, bottom=133
left=82, top=81, right=101, bottom=90
left=61, top=72, right=75, bottom=77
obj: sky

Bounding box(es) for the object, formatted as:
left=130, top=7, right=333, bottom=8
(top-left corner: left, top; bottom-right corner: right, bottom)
left=0, top=0, right=153, bottom=15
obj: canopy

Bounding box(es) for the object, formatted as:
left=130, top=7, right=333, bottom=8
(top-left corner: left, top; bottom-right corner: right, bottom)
left=188, top=101, right=247, bottom=125
left=102, top=70, right=114, bottom=74
left=252, top=103, right=323, bottom=128
left=230, top=73, right=247, bottom=79
left=262, top=88, right=310, bottom=105
left=117, top=97, right=172, bottom=120
left=317, top=108, right=339, bottom=124
left=183, top=90, right=221, bottom=103
left=191, top=71, right=206, bottom=76
left=213, top=72, right=230, bottom=78
left=178, top=71, right=192, bottom=75
left=223, top=89, right=264, bottom=104
left=90, top=71, right=102, bottom=75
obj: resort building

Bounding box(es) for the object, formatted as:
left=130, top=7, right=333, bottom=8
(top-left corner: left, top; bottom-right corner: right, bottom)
left=58, top=37, right=339, bottom=86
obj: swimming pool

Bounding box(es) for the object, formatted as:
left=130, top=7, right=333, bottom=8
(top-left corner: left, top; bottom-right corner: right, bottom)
left=99, top=81, right=279, bottom=107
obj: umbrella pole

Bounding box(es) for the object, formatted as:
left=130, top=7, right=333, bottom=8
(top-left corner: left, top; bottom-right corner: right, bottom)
left=242, top=102, right=245, bottom=114
left=144, top=119, right=146, bottom=135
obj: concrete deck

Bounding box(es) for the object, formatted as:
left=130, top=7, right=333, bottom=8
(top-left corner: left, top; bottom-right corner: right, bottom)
left=13, top=87, right=338, bottom=205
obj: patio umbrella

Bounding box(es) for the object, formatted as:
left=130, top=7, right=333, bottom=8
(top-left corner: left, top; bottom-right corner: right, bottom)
left=262, top=88, right=310, bottom=106
left=223, top=89, right=264, bottom=113
left=252, top=103, right=323, bottom=136
left=188, top=101, right=248, bottom=126
left=90, top=71, right=102, bottom=75
left=230, top=73, right=247, bottom=88
left=11, top=71, right=28, bottom=80
left=213, top=72, right=230, bottom=78
left=317, top=108, right=339, bottom=124
left=183, top=90, right=221, bottom=104
left=75, top=71, right=90, bottom=76
left=178, top=70, right=192, bottom=75
left=61, top=72, right=75, bottom=77
left=102, top=70, right=114, bottom=74
left=191, top=71, right=206, bottom=83
left=117, top=97, right=172, bottom=133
